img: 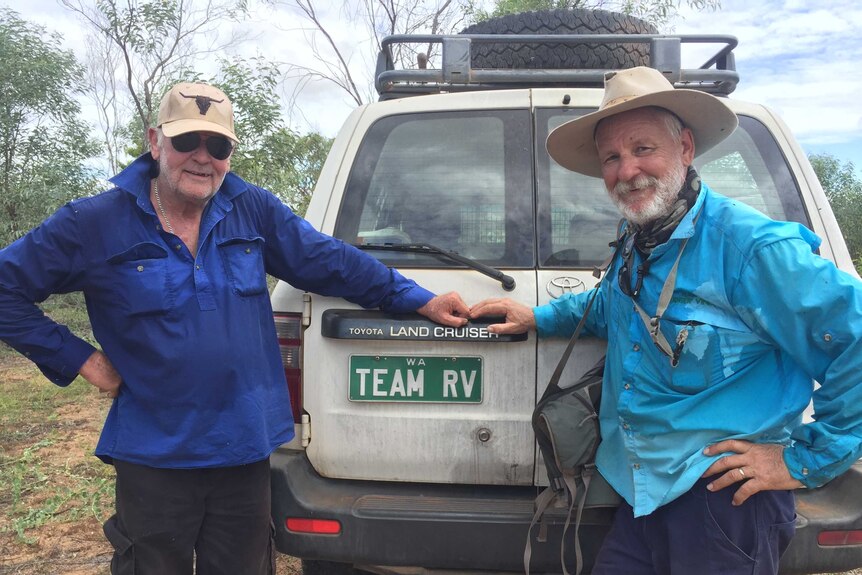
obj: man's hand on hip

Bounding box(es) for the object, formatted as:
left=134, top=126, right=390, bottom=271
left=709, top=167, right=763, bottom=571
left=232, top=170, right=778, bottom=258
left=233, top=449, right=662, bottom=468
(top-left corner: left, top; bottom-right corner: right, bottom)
left=79, top=350, right=122, bottom=398
left=702, top=439, right=805, bottom=505
left=417, top=292, right=470, bottom=327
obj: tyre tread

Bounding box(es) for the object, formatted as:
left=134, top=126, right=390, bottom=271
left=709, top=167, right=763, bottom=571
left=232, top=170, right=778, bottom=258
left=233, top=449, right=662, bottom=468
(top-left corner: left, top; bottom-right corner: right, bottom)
left=460, top=8, right=658, bottom=69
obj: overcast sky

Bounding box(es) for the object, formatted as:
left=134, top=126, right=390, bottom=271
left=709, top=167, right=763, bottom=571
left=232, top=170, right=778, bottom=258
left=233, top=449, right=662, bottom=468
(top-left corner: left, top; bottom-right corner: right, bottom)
left=675, top=0, right=862, bottom=172
left=6, top=0, right=861, bottom=175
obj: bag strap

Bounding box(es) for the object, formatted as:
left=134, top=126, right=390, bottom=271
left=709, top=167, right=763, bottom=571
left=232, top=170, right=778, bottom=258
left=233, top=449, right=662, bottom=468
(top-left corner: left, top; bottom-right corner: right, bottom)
left=547, top=229, right=624, bottom=392
left=562, top=465, right=596, bottom=575
left=524, top=486, right=561, bottom=575
left=628, top=208, right=701, bottom=367
left=524, top=467, right=598, bottom=575
left=630, top=235, right=689, bottom=366
left=526, top=233, right=624, bottom=575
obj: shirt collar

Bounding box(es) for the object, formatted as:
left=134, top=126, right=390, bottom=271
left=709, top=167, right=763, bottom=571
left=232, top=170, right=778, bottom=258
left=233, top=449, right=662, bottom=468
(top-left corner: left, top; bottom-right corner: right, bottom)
left=669, top=182, right=710, bottom=241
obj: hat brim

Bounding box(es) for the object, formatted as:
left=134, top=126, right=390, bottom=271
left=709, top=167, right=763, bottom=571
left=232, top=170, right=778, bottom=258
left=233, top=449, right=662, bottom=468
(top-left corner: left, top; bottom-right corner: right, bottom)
left=546, top=89, right=738, bottom=178
left=161, top=118, right=239, bottom=143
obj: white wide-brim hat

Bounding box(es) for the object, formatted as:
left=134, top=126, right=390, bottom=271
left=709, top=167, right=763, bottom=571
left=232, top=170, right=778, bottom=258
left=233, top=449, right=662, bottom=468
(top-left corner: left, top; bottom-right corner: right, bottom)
left=547, top=66, right=738, bottom=178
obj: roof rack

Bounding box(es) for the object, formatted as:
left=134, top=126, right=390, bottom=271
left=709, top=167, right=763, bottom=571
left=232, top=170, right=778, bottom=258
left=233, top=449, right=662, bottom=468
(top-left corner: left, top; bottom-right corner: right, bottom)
left=375, top=34, right=739, bottom=99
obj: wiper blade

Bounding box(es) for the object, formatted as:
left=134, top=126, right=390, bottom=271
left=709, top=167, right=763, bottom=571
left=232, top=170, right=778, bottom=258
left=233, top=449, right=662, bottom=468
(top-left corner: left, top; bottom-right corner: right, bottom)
left=356, top=242, right=516, bottom=291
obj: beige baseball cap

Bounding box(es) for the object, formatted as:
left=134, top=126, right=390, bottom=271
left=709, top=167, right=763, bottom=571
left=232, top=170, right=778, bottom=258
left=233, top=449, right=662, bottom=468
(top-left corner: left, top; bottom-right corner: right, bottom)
left=157, top=82, right=239, bottom=143
left=546, top=66, right=737, bottom=178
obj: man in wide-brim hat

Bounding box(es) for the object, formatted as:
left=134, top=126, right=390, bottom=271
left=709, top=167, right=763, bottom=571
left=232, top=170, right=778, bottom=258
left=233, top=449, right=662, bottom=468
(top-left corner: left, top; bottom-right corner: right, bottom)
left=472, top=66, right=862, bottom=574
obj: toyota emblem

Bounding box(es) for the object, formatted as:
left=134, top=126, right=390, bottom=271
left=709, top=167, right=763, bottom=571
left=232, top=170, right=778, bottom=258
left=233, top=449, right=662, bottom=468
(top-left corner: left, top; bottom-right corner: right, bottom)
left=547, top=277, right=586, bottom=299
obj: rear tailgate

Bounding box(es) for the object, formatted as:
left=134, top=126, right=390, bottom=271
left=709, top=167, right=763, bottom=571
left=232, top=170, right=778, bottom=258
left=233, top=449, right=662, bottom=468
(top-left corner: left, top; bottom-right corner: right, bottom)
left=302, top=269, right=538, bottom=485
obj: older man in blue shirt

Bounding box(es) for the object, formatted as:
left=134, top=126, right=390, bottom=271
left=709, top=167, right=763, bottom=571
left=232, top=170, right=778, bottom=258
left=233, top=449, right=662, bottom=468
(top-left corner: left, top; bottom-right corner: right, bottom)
left=0, top=82, right=469, bottom=575
left=471, top=67, right=862, bottom=574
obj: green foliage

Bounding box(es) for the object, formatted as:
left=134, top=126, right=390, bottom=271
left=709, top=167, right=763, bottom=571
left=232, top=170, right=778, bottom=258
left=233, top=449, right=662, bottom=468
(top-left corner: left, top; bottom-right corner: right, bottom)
left=0, top=9, right=102, bottom=247
left=66, top=0, right=250, bottom=158
left=809, top=153, right=862, bottom=275
left=90, top=0, right=187, bottom=145
left=469, top=0, right=585, bottom=19
left=467, top=0, right=721, bottom=28
left=209, top=57, right=333, bottom=215
left=128, top=57, right=332, bottom=215
left=236, top=128, right=331, bottom=216
left=219, top=58, right=284, bottom=151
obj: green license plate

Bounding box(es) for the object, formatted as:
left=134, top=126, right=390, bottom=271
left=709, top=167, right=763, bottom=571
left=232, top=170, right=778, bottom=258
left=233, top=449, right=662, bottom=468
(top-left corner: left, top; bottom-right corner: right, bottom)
left=349, top=355, right=482, bottom=403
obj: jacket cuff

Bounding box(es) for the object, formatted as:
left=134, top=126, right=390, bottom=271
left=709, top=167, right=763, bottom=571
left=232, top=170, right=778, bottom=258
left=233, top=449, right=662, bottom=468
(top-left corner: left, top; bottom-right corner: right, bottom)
left=36, top=336, right=98, bottom=387
left=387, top=285, right=435, bottom=313
left=783, top=444, right=824, bottom=489
left=533, top=305, right=556, bottom=338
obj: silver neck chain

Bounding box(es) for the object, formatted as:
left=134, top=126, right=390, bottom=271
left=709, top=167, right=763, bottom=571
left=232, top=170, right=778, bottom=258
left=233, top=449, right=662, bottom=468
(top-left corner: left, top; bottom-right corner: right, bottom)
left=153, top=180, right=175, bottom=235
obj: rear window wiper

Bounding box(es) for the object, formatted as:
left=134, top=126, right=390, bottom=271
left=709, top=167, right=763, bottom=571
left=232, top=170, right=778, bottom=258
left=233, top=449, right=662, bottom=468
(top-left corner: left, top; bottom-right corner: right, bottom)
left=355, top=242, right=516, bottom=291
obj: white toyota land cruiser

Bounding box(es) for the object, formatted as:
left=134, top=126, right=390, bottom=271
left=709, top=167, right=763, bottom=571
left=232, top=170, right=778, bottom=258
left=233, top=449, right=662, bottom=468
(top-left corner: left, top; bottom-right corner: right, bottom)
left=268, top=9, right=862, bottom=575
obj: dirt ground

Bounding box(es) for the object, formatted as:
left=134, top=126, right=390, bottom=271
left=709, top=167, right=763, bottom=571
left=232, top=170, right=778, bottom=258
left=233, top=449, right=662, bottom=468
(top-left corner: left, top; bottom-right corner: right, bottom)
left=0, top=355, right=300, bottom=575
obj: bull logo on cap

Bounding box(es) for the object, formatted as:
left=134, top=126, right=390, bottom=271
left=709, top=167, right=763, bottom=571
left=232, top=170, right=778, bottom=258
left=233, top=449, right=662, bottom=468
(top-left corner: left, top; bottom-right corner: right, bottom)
left=179, top=91, right=224, bottom=115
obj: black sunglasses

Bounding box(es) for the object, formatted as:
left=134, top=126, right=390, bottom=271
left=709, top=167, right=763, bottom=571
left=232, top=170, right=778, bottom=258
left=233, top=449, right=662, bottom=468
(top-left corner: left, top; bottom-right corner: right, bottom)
left=171, top=133, right=234, bottom=160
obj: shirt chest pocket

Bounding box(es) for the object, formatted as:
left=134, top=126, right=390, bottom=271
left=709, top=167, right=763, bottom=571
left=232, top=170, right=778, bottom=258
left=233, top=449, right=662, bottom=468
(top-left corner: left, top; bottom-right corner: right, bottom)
left=106, top=242, right=171, bottom=316
left=665, top=318, right=763, bottom=394
left=217, top=236, right=267, bottom=296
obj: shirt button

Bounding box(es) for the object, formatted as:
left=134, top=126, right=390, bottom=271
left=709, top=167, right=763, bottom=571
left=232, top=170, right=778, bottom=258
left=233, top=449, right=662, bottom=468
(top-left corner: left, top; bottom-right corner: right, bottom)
left=175, top=244, right=182, bottom=251
left=622, top=423, right=630, bottom=430
left=633, top=463, right=640, bottom=470
left=196, top=265, right=201, bottom=270
left=136, top=265, right=144, bottom=272
left=245, top=248, right=251, bottom=254
left=802, top=467, right=809, bottom=476
left=624, top=383, right=631, bottom=390
left=633, top=344, right=640, bottom=351
left=823, top=333, right=832, bottom=342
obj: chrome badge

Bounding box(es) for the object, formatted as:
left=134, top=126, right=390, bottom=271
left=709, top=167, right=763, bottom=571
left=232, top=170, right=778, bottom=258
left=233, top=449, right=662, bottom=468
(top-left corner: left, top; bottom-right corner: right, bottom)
left=546, top=277, right=586, bottom=299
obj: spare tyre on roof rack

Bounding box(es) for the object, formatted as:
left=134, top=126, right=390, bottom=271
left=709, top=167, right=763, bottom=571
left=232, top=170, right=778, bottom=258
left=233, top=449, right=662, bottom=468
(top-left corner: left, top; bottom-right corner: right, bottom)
left=460, top=9, right=658, bottom=70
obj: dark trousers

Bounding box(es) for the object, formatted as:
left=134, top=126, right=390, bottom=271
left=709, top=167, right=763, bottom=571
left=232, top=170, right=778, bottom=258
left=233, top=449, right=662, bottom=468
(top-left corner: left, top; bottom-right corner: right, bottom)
left=103, top=458, right=275, bottom=575
left=592, top=477, right=796, bottom=575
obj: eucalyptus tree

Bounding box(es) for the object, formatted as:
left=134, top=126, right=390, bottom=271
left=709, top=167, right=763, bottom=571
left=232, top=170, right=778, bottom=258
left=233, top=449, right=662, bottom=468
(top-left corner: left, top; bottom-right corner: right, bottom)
left=280, top=0, right=720, bottom=107
left=810, top=153, right=862, bottom=273
left=467, top=0, right=721, bottom=28
left=0, top=9, right=101, bottom=246
left=61, top=0, right=250, bottom=159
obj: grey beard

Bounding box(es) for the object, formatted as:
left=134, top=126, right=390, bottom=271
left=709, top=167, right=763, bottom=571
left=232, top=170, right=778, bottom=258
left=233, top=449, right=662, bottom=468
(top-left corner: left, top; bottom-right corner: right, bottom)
left=631, top=166, right=701, bottom=254
left=611, top=160, right=688, bottom=226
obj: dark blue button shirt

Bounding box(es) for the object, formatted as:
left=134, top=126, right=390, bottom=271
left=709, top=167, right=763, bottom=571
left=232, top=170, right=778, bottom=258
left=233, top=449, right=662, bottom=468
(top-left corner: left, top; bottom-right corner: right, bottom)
left=0, top=154, right=434, bottom=468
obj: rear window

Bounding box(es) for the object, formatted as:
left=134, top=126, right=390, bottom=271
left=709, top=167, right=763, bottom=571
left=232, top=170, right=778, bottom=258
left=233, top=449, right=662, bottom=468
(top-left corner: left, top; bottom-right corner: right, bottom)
left=334, top=110, right=534, bottom=267
left=535, top=110, right=808, bottom=267
left=334, top=107, right=809, bottom=271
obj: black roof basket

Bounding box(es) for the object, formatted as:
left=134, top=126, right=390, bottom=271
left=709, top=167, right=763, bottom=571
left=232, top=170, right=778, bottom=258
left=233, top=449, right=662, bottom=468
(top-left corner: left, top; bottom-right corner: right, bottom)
left=375, top=34, right=739, bottom=100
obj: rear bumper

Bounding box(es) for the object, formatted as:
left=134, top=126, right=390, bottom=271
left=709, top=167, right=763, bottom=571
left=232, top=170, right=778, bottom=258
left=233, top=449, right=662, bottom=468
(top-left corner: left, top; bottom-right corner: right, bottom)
left=271, top=450, right=862, bottom=574
left=779, top=461, right=862, bottom=574
left=270, top=449, right=615, bottom=572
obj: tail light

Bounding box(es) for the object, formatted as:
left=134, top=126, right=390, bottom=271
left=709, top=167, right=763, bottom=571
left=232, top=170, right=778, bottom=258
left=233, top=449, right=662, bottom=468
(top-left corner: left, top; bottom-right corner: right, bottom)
left=286, top=517, right=342, bottom=535
left=274, top=312, right=303, bottom=422
left=818, top=530, right=862, bottom=546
